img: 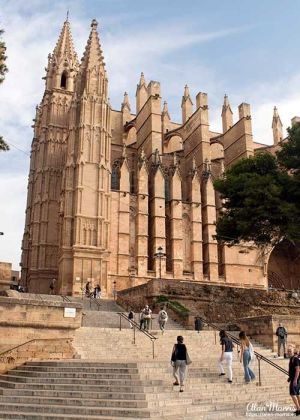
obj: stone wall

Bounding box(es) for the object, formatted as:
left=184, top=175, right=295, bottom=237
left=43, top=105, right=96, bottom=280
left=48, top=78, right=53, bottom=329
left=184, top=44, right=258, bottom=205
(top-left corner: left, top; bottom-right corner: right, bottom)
left=0, top=337, right=75, bottom=374
left=117, top=279, right=300, bottom=326
left=238, top=315, right=300, bottom=352
left=0, top=293, right=82, bottom=353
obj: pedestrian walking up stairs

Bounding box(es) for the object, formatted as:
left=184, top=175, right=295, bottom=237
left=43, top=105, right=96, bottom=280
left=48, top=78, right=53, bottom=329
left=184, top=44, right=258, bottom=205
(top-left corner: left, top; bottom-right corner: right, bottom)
left=0, top=301, right=293, bottom=419
left=81, top=298, right=181, bottom=330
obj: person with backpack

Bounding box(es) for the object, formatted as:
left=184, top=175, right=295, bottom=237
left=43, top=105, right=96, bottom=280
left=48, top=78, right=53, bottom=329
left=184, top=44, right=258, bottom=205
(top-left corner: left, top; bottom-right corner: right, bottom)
left=276, top=322, right=288, bottom=358
left=128, top=309, right=134, bottom=329
left=218, top=330, right=234, bottom=383
left=158, top=308, right=168, bottom=333
left=141, top=305, right=152, bottom=331
left=239, top=331, right=255, bottom=384
left=171, top=335, right=191, bottom=392
left=194, top=316, right=203, bottom=333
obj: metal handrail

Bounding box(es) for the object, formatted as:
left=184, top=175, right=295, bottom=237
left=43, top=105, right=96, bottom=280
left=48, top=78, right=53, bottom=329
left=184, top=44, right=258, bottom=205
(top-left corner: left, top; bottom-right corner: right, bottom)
left=117, top=312, right=157, bottom=359
left=0, top=337, right=73, bottom=358
left=89, top=296, right=101, bottom=311
left=199, top=317, right=288, bottom=386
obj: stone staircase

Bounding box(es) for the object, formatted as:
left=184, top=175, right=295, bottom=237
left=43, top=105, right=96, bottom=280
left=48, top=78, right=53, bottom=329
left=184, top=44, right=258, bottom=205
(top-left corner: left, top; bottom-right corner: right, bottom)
left=0, top=299, right=294, bottom=419
left=81, top=298, right=181, bottom=330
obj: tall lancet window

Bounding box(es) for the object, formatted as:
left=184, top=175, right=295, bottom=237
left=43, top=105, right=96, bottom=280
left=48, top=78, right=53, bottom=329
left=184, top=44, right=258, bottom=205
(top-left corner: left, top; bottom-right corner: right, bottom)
left=60, top=71, right=67, bottom=89
left=111, top=160, right=120, bottom=190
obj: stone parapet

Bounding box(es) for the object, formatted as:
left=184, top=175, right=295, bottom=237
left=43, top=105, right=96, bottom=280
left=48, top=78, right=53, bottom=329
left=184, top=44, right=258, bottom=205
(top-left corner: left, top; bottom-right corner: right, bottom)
left=0, top=293, right=82, bottom=355
left=237, top=315, right=300, bottom=352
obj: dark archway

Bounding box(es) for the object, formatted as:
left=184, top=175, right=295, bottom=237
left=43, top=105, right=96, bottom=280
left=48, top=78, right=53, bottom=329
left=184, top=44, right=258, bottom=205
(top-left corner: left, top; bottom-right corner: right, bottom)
left=267, top=240, right=300, bottom=290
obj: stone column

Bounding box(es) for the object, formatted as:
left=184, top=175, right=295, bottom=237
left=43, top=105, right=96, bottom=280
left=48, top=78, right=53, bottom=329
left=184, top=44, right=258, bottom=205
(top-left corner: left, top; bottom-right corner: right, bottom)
left=202, top=172, right=218, bottom=281
left=152, top=165, right=166, bottom=277
left=190, top=167, right=203, bottom=280
left=170, top=165, right=183, bottom=278
left=136, top=153, right=149, bottom=277
left=117, top=158, right=130, bottom=275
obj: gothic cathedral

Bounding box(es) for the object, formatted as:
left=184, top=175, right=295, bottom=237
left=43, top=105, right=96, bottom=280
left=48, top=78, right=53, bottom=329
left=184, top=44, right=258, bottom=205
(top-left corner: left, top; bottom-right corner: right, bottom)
left=21, top=19, right=290, bottom=296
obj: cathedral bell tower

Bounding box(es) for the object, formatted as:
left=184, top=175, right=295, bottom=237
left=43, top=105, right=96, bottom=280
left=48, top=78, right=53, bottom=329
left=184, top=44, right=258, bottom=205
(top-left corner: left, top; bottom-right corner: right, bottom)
left=21, top=20, right=79, bottom=292
left=59, top=19, right=112, bottom=295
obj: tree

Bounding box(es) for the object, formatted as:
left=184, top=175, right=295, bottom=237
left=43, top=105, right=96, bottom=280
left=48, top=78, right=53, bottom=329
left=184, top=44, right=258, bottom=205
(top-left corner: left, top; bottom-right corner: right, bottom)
left=0, top=28, right=9, bottom=151
left=214, top=124, right=300, bottom=247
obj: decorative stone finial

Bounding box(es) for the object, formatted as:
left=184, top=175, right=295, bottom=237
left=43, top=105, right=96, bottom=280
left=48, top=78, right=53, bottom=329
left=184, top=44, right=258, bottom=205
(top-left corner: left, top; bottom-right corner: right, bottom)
left=139, top=72, right=146, bottom=86
left=91, top=19, right=98, bottom=29
left=184, top=85, right=190, bottom=98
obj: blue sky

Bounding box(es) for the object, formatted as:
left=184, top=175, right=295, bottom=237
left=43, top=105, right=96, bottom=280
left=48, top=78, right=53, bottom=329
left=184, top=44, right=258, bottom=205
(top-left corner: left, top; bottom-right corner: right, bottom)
left=0, top=0, right=300, bottom=269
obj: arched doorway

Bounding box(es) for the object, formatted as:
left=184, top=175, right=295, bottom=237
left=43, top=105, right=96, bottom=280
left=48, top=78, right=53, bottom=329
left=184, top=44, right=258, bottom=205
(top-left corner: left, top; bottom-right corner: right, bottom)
left=267, top=240, right=300, bottom=290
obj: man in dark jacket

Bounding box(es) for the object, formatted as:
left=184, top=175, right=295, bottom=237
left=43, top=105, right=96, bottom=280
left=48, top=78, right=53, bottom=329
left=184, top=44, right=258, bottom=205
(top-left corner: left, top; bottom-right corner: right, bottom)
left=276, top=322, right=288, bottom=358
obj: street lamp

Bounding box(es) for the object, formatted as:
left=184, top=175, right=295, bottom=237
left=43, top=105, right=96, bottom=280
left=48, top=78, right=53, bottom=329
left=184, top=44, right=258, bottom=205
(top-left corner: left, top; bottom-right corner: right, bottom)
left=113, top=280, right=117, bottom=301
left=154, top=246, right=166, bottom=280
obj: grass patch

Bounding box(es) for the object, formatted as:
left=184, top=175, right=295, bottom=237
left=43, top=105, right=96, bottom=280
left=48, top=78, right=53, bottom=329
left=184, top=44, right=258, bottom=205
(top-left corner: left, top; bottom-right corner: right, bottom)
left=155, top=295, right=189, bottom=315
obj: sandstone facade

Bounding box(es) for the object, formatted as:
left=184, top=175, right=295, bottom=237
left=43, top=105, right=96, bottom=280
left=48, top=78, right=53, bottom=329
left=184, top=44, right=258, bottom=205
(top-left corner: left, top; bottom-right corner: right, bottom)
left=21, top=19, right=298, bottom=296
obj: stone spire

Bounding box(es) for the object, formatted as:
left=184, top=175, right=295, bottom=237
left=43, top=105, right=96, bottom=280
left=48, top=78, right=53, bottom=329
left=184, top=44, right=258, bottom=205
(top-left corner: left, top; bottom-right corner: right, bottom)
left=136, top=72, right=148, bottom=113
left=78, top=19, right=107, bottom=96
left=45, top=20, right=79, bottom=90
left=121, top=92, right=131, bottom=112
left=53, top=20, right=78, bottom=63
left=181, top=85, right=193, bottom=123
left=272, top=106, right=283, bottom=145
left=162, top=101, right=170, bottom=119
left=221, top=94, right=233, bottom=133
left=138, top=72, right=146, bottom=87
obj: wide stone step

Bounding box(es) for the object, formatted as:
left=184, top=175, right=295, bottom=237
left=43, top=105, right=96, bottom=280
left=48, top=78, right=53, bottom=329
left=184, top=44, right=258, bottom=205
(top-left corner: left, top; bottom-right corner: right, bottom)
left=25, top=361, right=138, bottom=368
left=0, top=375, right=162, bottom=386
left=0, top=410, right=148, bottom=419
left=18, top=365, right=139, bottom=374
left=0, top=388, right=146, bottom=400
left=0, top=381, right=148, bottom=393
left=0, top=395, right=149, bottom=409
left=0, top=402, right=156, bottom=418
left=9, top=370, right=140, bottom=380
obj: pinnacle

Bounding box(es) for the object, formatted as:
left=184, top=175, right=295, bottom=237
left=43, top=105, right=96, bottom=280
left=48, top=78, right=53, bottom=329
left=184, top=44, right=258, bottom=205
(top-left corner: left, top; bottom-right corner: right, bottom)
left=183, top=84, right=190, bottom=98
left=222, top=93, right=232, bottom=115
left=122, top=92, right=131, bottom=111
left=80, top=19, right=105, bottom=74
left=223, top=94, right=229, bottom=106
left=272, top=106, right=282, bottom=128
left=53, top=20, right=78, bottom=64
left=139, top=72, right=146, bottom=86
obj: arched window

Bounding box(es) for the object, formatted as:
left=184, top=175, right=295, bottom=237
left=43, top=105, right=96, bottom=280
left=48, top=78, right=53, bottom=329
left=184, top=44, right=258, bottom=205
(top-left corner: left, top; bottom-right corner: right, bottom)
left=60, top=71, right=67, bottom=89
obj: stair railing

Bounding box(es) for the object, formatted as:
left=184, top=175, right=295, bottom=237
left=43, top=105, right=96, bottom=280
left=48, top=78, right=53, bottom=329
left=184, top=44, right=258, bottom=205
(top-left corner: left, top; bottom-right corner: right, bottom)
left=199, top=317, right=288, bottom=386
left=0, top=337, right=73, bottom=359
left=117, top=312, right=157, bottom=359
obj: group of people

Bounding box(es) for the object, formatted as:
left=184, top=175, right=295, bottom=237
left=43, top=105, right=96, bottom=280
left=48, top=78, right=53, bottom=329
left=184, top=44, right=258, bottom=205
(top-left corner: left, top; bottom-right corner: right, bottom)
left=85, top=281, right=101, bottom=299
left=170, top=329, right=299, bottom=415
left=127, top=305, right=169, bottom=332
